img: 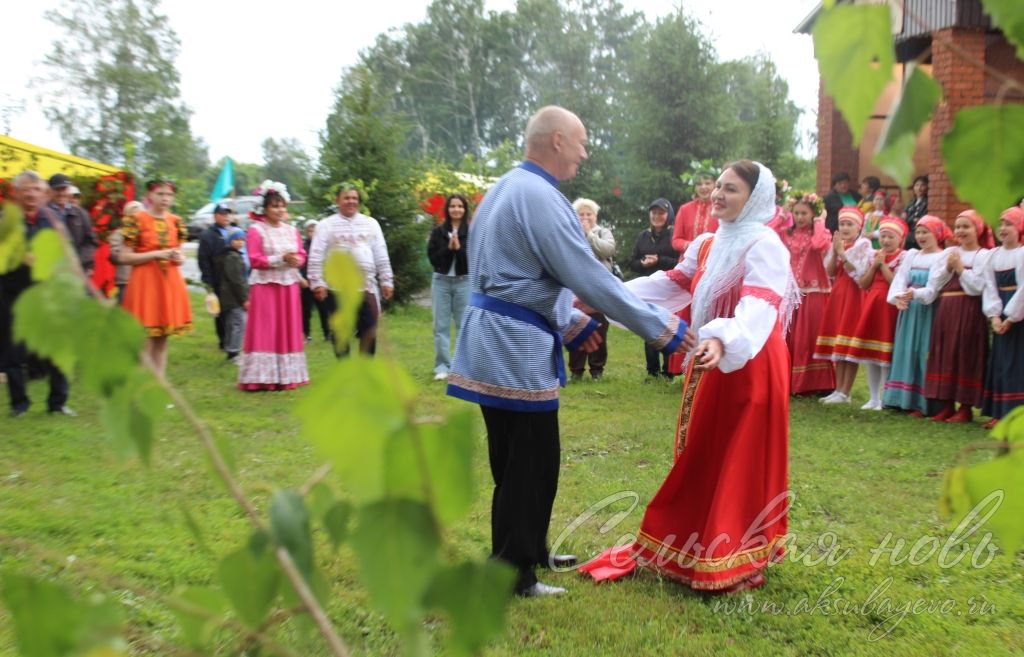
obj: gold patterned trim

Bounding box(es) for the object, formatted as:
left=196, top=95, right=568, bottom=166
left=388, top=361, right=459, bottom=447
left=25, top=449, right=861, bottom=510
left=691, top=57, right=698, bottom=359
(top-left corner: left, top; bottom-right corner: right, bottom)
left=834, top=336, right=893, bottom=352
left=447, top=373, right=558, bottom=402
left=999, top=285, right=1018, bottom=292
left=674, top=361, right=704, bottom=459
left=563, top=313, right=592, bottom=345
left=636, top=530, right=787, bottom=574
left=792, top=362, right=834, bottom=373
left=643, top=558, right=777, bottom=591
left=650, top=313, right=681, bottom=351
left=940, top=291, right=967, bottom=297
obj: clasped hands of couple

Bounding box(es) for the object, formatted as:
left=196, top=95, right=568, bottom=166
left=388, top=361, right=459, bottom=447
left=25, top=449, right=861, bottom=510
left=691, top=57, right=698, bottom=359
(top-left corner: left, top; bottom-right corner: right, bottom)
left=575, top=325, right=723, bottom=371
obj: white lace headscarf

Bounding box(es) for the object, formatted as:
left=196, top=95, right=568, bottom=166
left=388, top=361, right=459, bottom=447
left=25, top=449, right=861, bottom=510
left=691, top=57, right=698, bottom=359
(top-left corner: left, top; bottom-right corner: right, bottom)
left=690, top=161, right=799, bottom=332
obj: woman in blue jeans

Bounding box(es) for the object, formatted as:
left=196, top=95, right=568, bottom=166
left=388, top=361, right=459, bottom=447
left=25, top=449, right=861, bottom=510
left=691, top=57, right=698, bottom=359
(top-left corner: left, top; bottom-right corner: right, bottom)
left=426, top=194, right=471, bottom=380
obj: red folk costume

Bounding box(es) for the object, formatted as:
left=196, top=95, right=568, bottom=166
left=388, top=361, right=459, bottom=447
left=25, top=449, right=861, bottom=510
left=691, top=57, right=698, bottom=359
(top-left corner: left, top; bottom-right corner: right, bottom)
left=844, top=218, right=907, bottom=365
left=667, top=198, right=717, bottom=374
left=121, top=210, right=192, bottom=336
left=671, top=198, right=717, bottom=255
left=777, top=216, right=834, bottom=394
left=582, top=162, right=796, bottom=591
left=814, top=208, right=871, bottom=362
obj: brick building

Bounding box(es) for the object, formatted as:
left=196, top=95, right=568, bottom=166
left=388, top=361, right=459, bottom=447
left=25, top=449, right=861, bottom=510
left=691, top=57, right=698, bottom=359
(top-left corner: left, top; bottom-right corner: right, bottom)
left=797, top=0, right=1024, bottom=221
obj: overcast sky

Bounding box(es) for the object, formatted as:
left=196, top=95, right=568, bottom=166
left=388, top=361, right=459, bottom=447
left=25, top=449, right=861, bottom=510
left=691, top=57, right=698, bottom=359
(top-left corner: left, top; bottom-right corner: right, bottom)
left=4, top=0, right=821, bottom=165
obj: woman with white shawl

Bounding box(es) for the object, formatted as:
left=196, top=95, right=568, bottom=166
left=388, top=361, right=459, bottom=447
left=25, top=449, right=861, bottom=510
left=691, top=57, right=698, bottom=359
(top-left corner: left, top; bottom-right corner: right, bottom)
left=581, top=160, right=798, bottom=593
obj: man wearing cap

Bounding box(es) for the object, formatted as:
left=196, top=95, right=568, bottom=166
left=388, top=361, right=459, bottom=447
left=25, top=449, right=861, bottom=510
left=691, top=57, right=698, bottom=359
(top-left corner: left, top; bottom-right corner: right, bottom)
left=2, top=171, right=75, bottom=417
left=629, top=198, right=680, bottom=378
left=47, top=173, right=97, bottom=275
left=198, top=204, right=235, bottom=350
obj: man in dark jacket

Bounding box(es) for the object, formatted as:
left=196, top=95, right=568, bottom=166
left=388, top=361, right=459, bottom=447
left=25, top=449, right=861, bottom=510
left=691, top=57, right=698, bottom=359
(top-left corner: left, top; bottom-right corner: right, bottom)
left=197, top=204, right=235, bottom=350
left=630, top=198, right=680, bottom=378
left=2, top=171, right=74, bottom=417
left=823, top=172, right=861, bottom=234
left=630, top=198, right=679, bottom=275
left=47, top=173, right=97, bottom=274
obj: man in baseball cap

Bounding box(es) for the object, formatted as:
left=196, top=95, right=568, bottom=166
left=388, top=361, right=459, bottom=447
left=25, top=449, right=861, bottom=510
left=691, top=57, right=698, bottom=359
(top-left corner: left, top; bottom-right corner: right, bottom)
left=198, top=203, right=237, bottom=350
left=46, top=173, right=97, bottom=274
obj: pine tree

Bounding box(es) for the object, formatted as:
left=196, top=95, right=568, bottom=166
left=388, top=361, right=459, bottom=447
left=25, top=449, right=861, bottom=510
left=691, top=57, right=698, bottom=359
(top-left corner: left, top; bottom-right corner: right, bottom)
left=313, top=65, right=429, bottom=304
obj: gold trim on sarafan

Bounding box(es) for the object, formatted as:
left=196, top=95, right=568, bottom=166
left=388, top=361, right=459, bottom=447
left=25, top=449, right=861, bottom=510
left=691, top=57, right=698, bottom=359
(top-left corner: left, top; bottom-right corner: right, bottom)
left=674, top=362, right=704, bottom=459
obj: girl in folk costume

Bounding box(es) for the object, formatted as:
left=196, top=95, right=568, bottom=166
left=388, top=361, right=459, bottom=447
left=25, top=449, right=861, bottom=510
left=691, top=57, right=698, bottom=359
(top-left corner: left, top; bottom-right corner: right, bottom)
left=120, top=180, right=192, bottom=378
left=237, top=181, right=309, bottom=391
left=581, top=160, right=799, bottom=593
left=671, top=171, right=718, bottom=255
left=923, top=210, right=995, bottom=423
left=882, top=216, right=951, bottom=415
left=813, top=207, right=872, bottom=404
left=981, top=207, right=1024, bottom=429
left=776, top=192, right=834, bottom=395
left=667, top=171, right=718, bottom=375
left=845, top=217, right=907, bottom=410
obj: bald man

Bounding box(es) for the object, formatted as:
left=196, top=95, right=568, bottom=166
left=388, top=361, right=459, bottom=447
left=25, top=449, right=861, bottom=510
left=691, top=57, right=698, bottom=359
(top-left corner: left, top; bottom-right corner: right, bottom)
left=447, top=106, right=695, bottom=597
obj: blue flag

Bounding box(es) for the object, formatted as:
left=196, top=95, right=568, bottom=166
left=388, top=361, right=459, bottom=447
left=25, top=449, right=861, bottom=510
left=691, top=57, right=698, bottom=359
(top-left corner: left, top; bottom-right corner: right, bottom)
left=210, top=158, right=234, bottom=202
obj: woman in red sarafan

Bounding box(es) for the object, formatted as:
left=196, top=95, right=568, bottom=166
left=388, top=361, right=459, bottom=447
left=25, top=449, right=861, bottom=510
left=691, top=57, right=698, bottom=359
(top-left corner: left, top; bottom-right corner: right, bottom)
left=581, top=160, right=798, bottom=592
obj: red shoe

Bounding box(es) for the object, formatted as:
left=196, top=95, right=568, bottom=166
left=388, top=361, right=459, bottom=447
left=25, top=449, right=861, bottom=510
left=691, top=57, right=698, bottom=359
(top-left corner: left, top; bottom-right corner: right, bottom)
left=983, top=418, right=999, bottom=430
left=930, top=405, right=955, bottom=422
left=909, top=410, right=924, bottom=418
left=945, top=406, right=973, bottom=424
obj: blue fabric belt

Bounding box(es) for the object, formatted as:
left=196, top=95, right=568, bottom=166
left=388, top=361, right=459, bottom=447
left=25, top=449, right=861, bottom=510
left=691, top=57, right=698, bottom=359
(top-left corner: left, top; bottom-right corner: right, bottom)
left=468, top=292, right=566, bottom=387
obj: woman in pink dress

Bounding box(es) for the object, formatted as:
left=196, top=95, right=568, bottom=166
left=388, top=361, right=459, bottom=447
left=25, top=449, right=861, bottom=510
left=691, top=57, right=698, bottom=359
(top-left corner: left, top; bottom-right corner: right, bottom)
left=237, top=181, right=309, bottom=391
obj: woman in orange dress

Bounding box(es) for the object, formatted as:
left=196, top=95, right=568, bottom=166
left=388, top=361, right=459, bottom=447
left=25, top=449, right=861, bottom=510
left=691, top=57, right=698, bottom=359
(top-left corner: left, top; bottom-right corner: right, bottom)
left=120, top=179, right=192, bottom=377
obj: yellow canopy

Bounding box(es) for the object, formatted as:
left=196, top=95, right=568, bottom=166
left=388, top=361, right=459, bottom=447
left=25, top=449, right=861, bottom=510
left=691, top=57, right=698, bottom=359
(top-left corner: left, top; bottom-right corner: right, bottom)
left=0, top=135, right=122, bottom=180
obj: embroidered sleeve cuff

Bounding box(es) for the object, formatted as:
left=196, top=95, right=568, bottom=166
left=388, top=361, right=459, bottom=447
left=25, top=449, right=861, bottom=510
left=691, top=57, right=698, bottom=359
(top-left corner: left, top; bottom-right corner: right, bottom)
left=649, top=313, right=682, bottom=352
left=268, top=254, right=283, bottom=267
left=665, top=268, right=692, bottom=291
left=740, top=285, right=782, bottom=308
left=656, top=314, right=688, bottom=355
left=564, top=316, right=598, bottom=351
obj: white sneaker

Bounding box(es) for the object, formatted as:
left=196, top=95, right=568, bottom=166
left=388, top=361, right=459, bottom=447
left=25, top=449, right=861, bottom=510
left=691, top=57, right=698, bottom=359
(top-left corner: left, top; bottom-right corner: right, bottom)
left=433, top=372, right=449, bottom=381
left=819, top=391, right=840, bottom=403
left=822, top=392, right=850, bottom=405
left=860, top=400, right=878, bottom=410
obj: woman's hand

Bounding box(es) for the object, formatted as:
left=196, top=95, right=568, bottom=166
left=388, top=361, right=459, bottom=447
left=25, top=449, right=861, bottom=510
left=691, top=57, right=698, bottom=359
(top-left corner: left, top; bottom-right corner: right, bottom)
left=282, top=253, right=301, bottom=267
left=448, top=233, right=461, bottom=251
left=873, top=249, right=886, bottom=267
left=695, top=338, right=724, bottom=371
left=641, top=254, right=657, bottom=268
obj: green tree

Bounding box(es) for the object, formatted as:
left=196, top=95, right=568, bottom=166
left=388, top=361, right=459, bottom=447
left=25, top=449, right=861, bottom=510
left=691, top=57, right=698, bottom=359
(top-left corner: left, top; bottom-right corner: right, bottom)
left=620, top=10, right=734, bottom=208
left=313, top=65, right=430, bottom=303
left=719, top=55, right=801, bottom=173
left=37, top=0, right=208, bottom=178
left=261, top=138, right=311, bottom=199
left=363, top=0, right=525, bottom=163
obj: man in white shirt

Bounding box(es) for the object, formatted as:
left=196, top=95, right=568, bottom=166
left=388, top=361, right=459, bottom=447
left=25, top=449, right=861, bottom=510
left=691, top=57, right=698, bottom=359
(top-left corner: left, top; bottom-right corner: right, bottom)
left=307, top=184, right=394, bottom=355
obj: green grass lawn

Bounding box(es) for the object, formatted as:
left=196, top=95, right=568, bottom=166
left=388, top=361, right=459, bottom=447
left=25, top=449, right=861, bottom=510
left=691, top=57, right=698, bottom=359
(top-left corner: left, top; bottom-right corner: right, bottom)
left=1, top=296, right=1022, bottom=656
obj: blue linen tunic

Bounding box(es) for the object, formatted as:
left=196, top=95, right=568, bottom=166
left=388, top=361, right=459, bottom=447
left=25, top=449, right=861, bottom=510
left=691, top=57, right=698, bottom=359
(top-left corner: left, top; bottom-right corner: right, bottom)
left=447, top=162, right=686, bottom=411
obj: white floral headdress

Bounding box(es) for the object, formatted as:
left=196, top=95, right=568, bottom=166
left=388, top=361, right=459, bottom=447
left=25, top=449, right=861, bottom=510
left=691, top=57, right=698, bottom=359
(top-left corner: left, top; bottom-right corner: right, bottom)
left=252, top=179, right=291, bottom=215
